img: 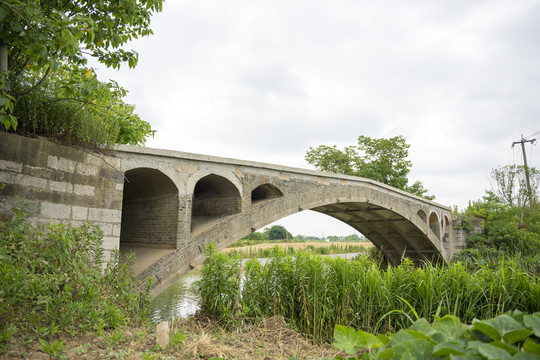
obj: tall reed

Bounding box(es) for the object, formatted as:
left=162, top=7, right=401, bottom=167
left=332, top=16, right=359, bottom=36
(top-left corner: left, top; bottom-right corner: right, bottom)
left=199, top=249, right=540, bottom=343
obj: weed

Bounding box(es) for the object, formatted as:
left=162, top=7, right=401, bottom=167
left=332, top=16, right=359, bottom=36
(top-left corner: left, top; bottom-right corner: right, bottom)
left=105, top=329, right=124, bottom=347
left=0, top=208, right=152, bottom=354
left=38, top=338, right=66, bottom=359
left=169, top=328, right=187, bottom=350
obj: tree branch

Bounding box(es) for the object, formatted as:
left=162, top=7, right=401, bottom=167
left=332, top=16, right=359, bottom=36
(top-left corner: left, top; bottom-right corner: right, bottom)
left=14, top=65, right=52, bottom=105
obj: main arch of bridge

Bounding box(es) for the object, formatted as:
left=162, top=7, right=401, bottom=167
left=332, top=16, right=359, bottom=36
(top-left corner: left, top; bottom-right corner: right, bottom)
left=114, top=145, right=452, bottom=293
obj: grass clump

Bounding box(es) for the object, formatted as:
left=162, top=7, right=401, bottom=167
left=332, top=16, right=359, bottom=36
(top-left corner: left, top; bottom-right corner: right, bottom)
left=198, top=248, right=540, bottom=344
left=0, top=207, right=151, bottom=354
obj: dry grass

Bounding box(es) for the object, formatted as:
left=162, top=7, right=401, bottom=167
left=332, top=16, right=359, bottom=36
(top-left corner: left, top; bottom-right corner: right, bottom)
left=2, top=314, right=344, bottom=359
left=176, top=314, right=344, bottom=359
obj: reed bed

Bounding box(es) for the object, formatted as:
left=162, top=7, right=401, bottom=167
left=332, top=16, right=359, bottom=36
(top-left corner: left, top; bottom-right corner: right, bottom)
left=198, top=245, right=540, bottom=343
left=224, top=243, right=370, bottom=259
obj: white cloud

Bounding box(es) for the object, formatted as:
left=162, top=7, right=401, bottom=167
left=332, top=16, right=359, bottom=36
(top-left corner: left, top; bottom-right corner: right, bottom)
left=92, top=0, right=539, bottom=236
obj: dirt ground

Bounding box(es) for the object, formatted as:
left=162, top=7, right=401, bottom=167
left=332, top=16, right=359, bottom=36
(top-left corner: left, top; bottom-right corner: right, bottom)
left=2, top=315, right=345, bottom=360
left=222, top=241, right=373, bottom=253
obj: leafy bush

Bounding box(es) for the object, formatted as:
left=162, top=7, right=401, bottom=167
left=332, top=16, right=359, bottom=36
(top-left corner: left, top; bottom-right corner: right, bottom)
left=332, top=311, right=540, bottom=359
left=0, top=208, right=151, bottom=353
left=195, top=244, right=241, bottom=321
left=8, top=68, right=154, bottom=149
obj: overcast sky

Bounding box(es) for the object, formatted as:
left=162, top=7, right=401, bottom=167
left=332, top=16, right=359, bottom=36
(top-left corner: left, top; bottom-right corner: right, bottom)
left=92, top=0, right=539, bottom=237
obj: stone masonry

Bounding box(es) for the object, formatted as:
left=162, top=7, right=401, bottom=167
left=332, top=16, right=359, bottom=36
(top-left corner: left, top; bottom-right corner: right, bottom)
left=0, top=132, right=123, bottom=262
left=0, top=132, right=467, bottom=296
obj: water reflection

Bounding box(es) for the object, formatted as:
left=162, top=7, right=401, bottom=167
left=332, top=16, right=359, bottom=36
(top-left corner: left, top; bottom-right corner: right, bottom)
left=150, top=270, right=201, bottom=323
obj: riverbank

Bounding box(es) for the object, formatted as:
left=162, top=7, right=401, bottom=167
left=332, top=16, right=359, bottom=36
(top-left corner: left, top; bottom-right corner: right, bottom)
left=2, top=315, right=343, bottom=359
left=221, top=240, right=372, bottom=254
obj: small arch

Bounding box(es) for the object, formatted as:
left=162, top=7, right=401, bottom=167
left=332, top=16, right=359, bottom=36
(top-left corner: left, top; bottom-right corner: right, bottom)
left=429, top=211, right=441, bottom=239
left=120, top=168, right=179, bottom=249
left=191, top=174, right=241, bottom=234
left=417, top=209, right=427, bottom=222
left=251, top=184, right=283, bottom=205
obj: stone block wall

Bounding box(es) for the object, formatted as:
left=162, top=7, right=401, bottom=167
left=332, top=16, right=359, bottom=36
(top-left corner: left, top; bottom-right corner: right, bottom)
left=120, top=193, right=179, bottom=249
left=451, top=215, right=485, bottom=254
left=0, top=132, right=123, bottom=262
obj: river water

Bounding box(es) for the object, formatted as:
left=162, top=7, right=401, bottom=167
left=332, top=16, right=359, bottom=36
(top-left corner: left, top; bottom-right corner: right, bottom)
left=149, top=252, right=362, bottom=323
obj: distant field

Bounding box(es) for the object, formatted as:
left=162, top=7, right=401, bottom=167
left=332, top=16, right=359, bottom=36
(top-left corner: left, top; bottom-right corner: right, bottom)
left=221, top=241, right=373, bottom=253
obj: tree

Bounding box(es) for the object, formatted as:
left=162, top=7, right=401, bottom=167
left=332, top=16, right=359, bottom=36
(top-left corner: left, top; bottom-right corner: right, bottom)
left=305, top=135, right=434, bottom=199
left=0, top=0, right=162, bottom=146
left=489, top=165, right=539, bottom=223
left=265, top=225, right=292, bottom=241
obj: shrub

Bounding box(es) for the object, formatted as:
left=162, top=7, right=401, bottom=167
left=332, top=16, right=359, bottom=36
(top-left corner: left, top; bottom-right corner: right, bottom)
left=0, top=207, right=151, bottom=353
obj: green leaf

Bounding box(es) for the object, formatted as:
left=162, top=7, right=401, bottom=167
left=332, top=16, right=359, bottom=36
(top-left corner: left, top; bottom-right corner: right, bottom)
left=489, top=341, right=519, bottom=355
left=472, top=320, right=501, bottom=342
left=433, top=315, right=470, bottom=341
left=473, top=315, right=529, bottom=344
left=523, top=338, right=540, bottom=355
left=409, top=318, right=436, bottom=336
left=478, top=343, right=512, bottom=360
left=392, top=339, right=434, bottom=360
left=333, top=325, right=364, bottom=355
left=333, top=325, right=384, bottom=354
left=432, top=340, right=466, bottom=357
left=512, top=353, right=540, bottom=360
left=523, top=314, right=540, bottom=337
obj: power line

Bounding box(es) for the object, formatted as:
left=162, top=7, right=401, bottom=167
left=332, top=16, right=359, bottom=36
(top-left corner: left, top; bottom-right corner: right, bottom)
left=524, top=131, right=540, bottom=140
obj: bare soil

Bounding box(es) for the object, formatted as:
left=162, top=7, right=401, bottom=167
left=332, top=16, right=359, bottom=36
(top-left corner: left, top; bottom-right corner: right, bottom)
left=2, top=315, right=344, bottom=359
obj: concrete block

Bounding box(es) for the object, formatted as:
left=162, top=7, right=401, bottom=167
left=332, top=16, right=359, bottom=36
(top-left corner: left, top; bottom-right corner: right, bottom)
left=112, top=224, right=121, bottom=237
left=94, top=222, right=113, bottom=236
left=47, top=155, right=76, bottom=173
left=102, top=236, right=119, bottom=250
left=156, top=322, right=170, bottom=349
left=0, top=159, right=23, bottom=172
left=88, top=208, right=121, bottom=223
left=41, top=202, right=71, bottom=219
left=48, top=180, right=73, bottom=193
left=73, top=184, right=95, bottom=196
left=76, top=163, right=98, bottom=176
left=71, top=206, right=89, bottom=221
left=2, top=173, right=47, bottom=189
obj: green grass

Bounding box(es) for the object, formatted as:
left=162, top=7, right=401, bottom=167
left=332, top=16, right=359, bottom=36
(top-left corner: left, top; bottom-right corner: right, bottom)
left=198, top=245, right=540, bottom=343
left=224, top=243, right=370, bottom=259
left=0, top=207, right=152, bottom=354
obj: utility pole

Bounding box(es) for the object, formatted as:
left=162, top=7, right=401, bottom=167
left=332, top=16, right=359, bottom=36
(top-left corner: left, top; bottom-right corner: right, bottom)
left=512, top=135, right=537, bottom=206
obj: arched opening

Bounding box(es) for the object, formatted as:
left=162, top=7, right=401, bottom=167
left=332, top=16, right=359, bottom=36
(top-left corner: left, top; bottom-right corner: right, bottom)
left=191, top=174, right=241, bottom=234
left=417, top=209, right=427, bottom=222
left=309, top=202, right=442, bottom=266
left=120, top=168, right=179, bottom=249
left=251, top=184, right=283, bottom=205
left=120, top=168, right=179, bottom=273
left=442, top=215, right=451, bottom=251
left=429, top=212, right=441, bottom=239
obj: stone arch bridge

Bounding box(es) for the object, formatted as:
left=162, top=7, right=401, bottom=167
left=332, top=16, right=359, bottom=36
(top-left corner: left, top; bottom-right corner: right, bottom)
left=114, top=145, right=457, bottom=294
left=0, top=133, right=462, bottom=296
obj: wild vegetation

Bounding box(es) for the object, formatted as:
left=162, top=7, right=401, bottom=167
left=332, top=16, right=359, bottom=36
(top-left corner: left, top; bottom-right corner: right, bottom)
left=224, top=243, right=371, bottom=260
left=0, top=1, right=162, bottom=148
left=198, top=245, right=540, bottom=344
left=0, top=207, right=152, bottom=356
left=196, top=164, right=540, bottom=358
